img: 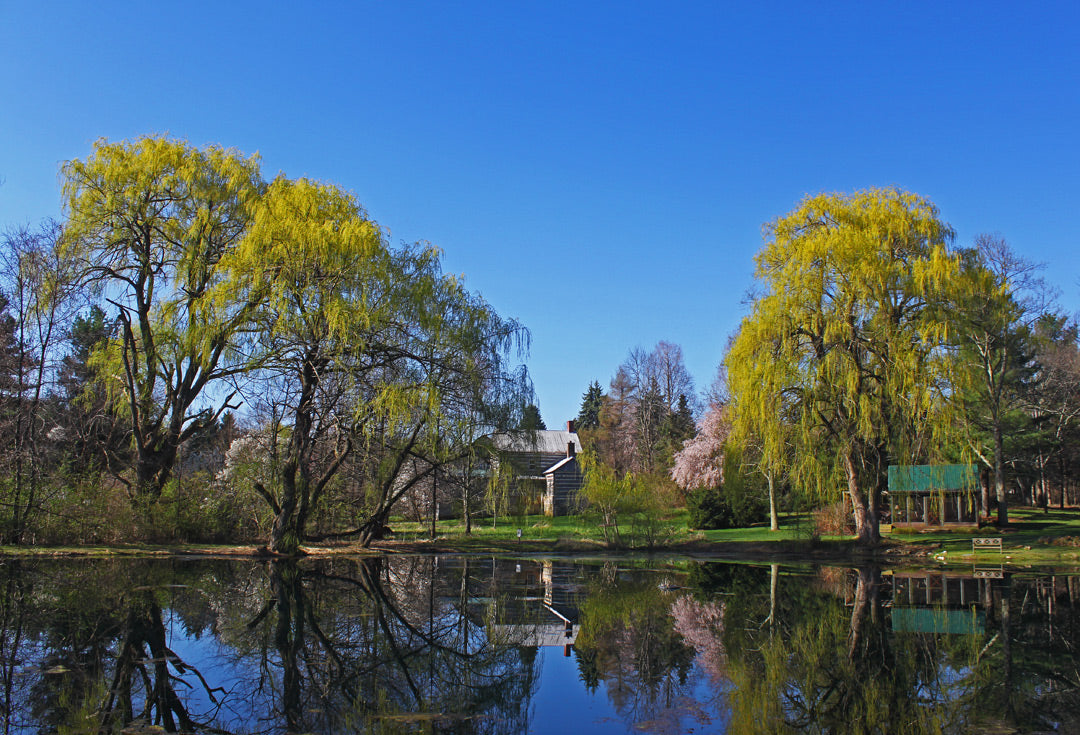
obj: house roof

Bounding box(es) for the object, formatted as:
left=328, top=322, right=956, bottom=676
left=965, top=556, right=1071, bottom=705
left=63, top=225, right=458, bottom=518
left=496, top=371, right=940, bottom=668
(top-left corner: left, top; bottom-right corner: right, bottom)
left=544, top=455, right=579, bottom=475
left=488, top=429, right=582, bottom=455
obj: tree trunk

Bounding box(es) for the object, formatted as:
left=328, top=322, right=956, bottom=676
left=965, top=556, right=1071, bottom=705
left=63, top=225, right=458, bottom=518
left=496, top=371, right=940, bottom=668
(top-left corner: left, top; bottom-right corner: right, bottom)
left=1038, top=455, right=1048, bottom=509
left=135, top=445, right=176, bottom=501
left=269, top=358, right=318, bottom=556
left=270, top=469, right=303, bottom=556
left=767, top=472, right=778, bottom=531
left=464, top=453, right=476, bottom=535
left=844, top=448, right=879, bottom=544
left=1059, top=455, right=1067, bottom=510
left=994, top=424, right=1008, bottom=525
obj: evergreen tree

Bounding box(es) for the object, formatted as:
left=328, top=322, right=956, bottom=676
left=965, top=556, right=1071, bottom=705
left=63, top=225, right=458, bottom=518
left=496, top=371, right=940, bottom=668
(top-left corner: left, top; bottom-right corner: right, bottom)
left=658, top=393, right=696, bottom=468
left=951, top=236, right=1045, bottom=524
left=1029, top=314, right=1080, bottom=508
left=58, top=305, right=109, bottom=400
left=520, top=403, right=546, bottom=431
left=56, top=305, right=127, bottom=477
left=577, top=381, right=604, bottom=430
left=0, top=293, right=16, bottom=400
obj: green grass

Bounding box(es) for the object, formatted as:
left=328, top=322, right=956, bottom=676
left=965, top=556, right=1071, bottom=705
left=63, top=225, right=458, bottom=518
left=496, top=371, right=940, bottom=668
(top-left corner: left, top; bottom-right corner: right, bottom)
left=390, top=512, right=676, bottom=545
left=388, top=505, right=1080, bottom=565
left=388, top=509, right=830, bottom=549
left=8, top=505, right=1080, bottom=564
left=884, top=505, right=1080, bottom=566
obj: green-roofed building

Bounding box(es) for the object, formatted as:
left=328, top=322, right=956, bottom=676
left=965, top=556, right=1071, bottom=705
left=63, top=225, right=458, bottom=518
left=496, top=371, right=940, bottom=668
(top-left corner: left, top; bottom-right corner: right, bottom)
left=887, top=464, right=980, bottom=528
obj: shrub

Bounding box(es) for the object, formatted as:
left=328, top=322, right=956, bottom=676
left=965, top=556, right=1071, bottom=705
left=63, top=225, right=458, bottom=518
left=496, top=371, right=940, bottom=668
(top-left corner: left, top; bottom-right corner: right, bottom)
left=813, top=501, right=855, bottom=536
left=687, top=482, right=765, bottom=530
left=726, top=478, right=766, bottom=527
left=687, top=486, right=733, bottom=530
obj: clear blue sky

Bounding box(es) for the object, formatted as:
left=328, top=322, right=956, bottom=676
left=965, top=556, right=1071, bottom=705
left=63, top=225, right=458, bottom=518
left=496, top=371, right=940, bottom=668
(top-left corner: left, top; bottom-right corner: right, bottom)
left=2, top=2, right=1078, bottom=426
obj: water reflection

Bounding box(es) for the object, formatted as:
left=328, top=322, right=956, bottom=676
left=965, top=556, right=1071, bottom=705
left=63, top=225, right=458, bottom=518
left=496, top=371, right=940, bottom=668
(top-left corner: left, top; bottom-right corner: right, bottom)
left=0, top=557, right=1077, bottom=733
left=219, top=557, right=543, bottom=733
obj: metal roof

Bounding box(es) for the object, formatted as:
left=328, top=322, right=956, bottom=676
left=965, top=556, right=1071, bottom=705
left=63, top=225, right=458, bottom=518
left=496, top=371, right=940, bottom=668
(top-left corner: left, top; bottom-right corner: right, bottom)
left=887, top=464, right=978, bottom=494
left=488, top=430, right=582, bottom=455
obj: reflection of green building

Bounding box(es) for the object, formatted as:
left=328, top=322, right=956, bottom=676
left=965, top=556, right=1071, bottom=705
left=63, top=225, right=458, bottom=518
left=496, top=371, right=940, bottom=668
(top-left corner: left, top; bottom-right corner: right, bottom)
left=887, top=464, right=980, bottom=528
left=890, top=571, right=988, bottom=635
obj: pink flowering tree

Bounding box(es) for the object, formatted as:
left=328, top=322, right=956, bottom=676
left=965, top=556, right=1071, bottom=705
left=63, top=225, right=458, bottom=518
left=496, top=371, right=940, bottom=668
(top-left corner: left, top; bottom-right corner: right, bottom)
left=672, top=404, right=780, bottom=530
left=670, top=406, right=730, bottom=492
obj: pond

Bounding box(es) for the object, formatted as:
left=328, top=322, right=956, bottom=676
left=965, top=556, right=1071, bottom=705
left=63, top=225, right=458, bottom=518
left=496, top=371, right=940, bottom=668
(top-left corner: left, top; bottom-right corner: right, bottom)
left=0, top=554, right=1077, bottom=733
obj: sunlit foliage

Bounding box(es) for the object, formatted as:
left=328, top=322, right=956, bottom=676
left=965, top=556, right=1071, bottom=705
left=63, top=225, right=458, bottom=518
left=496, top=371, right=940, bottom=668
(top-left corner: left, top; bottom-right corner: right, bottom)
left=61, top=137, right=263, bottom=500
left=726, top=188, right=961, bottom=542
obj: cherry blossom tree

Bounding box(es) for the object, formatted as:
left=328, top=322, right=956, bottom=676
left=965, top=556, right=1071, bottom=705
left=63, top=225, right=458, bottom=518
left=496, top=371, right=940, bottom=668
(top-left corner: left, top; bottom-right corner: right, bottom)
left=670, top=405, right=729, bottom=492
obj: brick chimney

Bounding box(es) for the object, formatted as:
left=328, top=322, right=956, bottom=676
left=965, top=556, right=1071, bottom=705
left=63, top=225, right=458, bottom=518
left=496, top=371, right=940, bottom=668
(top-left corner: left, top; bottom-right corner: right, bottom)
left=567, top=420, right=576, bottom=433
left=567, top=440, right=576, bottom=458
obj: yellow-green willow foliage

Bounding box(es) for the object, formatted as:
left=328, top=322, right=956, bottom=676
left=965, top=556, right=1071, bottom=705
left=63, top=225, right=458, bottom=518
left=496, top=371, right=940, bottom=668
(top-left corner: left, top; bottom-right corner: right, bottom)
left=726, top=189, right=961, bottom=542
left=217, top=177, right=529, bottom=553
left=213, top=177, right=388, bottom=553
left=61, top=137, right=264, bottom=499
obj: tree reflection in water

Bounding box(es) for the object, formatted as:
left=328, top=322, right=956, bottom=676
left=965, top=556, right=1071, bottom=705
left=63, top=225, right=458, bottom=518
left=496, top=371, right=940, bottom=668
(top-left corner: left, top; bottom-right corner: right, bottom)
left=573, top=564, right=705, bottom=733
left=242, top=557, right=542, bottom=733
left=0, top=557, right=541, bottom=733
left=0, top=558, right=1078, bottom=733
left=718, top=565, right=1080, bottom=734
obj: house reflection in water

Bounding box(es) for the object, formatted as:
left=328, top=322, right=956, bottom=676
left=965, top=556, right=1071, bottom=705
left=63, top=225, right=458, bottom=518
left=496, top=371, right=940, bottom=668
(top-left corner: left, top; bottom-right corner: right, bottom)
left=889, top=570, right=994, bottom=635
left=476, top=560, right=581, bottom=656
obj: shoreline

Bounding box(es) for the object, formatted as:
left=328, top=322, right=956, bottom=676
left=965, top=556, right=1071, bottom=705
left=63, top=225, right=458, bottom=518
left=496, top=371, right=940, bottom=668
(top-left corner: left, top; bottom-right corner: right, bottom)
left=1, top=535, right=1077, bottom=571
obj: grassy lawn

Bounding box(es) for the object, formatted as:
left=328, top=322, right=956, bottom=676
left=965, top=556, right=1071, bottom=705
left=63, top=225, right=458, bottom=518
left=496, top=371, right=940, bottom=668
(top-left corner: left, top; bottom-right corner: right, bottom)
left=389, top=510, right=834, bottom=547
left=885, top=505, right=1080, bottom=566
left=7, top=506, right=1080, bottom=564
left=387, top=505, right=1080, bottom=565
left=390, top=512, right=680, bottom=545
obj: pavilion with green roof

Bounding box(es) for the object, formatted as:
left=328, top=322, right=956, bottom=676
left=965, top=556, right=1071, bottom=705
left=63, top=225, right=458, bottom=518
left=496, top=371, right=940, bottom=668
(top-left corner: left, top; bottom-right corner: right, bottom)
left=887, top=464, right=980, bottom=528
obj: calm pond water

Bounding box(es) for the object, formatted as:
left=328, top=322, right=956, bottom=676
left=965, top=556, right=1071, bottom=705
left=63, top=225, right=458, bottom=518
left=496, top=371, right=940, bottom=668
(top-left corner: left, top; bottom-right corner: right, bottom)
left=0, top=554, right=1076, bottom=734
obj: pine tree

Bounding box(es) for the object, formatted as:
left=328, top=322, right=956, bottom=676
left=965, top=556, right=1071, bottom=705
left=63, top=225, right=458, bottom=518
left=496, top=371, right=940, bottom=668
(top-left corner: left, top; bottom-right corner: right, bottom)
left=520, top=403, right=546, bottom=431
left=576, top=381, right=604, bottom=430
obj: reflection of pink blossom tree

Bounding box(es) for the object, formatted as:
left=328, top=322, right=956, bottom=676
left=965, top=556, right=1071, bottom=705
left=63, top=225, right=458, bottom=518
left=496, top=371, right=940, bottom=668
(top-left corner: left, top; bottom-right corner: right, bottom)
left=671, top=595, right=728, bottom=685
left=670, top=407, right=729, bottom=492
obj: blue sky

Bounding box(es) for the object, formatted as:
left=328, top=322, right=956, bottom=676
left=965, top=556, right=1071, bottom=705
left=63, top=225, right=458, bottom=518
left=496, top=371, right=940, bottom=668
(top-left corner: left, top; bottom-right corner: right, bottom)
left=2, top=2, right=1079, bottom=425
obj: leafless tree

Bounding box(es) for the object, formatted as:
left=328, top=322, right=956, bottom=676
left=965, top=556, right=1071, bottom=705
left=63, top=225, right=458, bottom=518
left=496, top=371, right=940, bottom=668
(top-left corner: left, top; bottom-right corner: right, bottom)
left=0, top=221, right=79, bottom=542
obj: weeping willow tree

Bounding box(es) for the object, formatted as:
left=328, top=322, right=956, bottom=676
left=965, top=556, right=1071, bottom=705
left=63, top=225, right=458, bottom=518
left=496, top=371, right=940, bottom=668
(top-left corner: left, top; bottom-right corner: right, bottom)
left=215, top=177, right=529, bottom=554
left=726, top=188, right=962, bottom=542
left=61, top=137, right=264, bottom=501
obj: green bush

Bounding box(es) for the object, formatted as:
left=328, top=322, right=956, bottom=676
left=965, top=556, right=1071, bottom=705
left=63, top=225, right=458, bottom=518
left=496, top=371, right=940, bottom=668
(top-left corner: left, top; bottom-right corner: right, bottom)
left=687, top=486, right=733, bottom=529
left=687, top=482, right=765, bottom=530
